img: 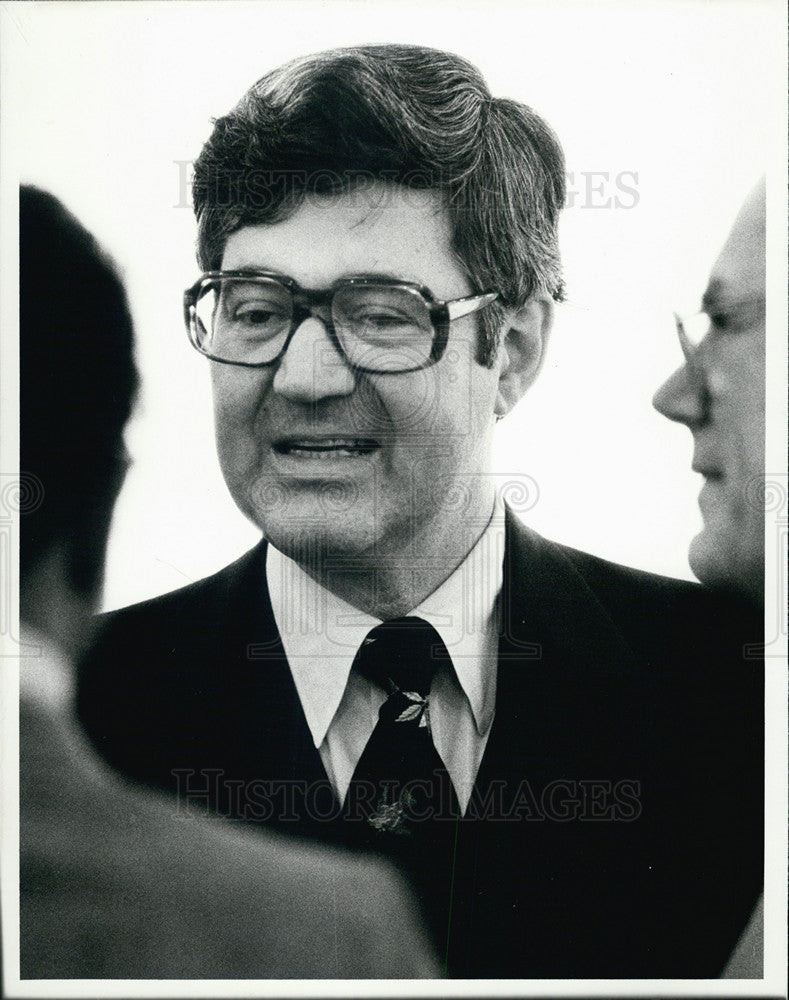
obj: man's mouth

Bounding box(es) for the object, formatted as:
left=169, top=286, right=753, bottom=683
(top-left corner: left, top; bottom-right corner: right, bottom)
left=273, top=438, right=379, bottom=458
left=692, top=465, right=724, bottom=480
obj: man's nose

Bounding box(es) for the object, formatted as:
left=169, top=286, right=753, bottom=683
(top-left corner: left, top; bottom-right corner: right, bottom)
left=652, top=361, right=708, bottom=427
left=272, top=315, right=356, bottom=402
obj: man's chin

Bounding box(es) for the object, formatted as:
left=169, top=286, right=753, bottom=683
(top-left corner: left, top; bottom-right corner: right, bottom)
left=256, top=511, right=378, bottom=567
left=688, top=524, right=763, bottom=604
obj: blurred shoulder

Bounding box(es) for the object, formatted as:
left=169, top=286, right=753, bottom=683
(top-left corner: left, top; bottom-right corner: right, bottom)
left=22, top=732, right=439, bottom=978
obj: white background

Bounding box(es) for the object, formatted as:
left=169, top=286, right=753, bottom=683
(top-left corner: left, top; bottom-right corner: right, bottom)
left=3, top=0, right=783, bottom=611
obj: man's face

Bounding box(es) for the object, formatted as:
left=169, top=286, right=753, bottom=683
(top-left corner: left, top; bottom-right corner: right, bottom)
left=211, top=184, right=507, bottom=565
left=653, top=183, right=766, bottom=602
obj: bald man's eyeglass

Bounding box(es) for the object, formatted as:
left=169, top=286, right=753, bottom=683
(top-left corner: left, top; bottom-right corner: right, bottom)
left=672, top=312, right=711, bottom=405
left=674, top=296, right=765, bottom=357
left=184, top=272, right=499, bottom=374
left=673, top=311, right=710, bottom=356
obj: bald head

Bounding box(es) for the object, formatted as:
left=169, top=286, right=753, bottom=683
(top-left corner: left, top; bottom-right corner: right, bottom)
left=705, top=178, right=766, bottom=314
left=653, top=180, right=766, bottom=604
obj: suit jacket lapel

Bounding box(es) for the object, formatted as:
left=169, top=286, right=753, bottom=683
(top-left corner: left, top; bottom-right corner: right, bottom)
left=209, top=540, right=332, bottom=795
left=448, top=512, right=657, bottom=975
left=483, top=508, right=644, bottom=789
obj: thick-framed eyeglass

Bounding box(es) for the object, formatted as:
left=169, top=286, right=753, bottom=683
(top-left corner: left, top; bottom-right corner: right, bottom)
left=184, top=271, right=499, bottom=374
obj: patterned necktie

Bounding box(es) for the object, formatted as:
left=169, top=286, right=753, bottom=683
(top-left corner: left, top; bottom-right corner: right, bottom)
left=346, top=616, right=458, bottom=835
left=345, top=617, right=461, bottom=955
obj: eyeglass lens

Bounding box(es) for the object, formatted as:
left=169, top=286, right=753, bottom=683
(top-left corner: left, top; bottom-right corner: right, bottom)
left=193, top=277, right=436, bottom=372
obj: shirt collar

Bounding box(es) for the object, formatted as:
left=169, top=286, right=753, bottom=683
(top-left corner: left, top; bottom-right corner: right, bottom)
left=409, top=502, right=503, bottom=737
left=267, top=498, right=505, bottom=748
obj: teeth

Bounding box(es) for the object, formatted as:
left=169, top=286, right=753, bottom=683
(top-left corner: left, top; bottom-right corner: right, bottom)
left=278, top=439, right=378, bottom=456
left=291, top=440, right=364, bottom=449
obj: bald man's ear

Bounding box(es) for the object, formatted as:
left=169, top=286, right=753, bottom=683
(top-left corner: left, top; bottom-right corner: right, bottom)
left=494, top=295, right=554, bottom=418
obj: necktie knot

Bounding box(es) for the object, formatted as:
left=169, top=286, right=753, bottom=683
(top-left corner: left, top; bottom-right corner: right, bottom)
left=354, top=616, right=446, bottom=701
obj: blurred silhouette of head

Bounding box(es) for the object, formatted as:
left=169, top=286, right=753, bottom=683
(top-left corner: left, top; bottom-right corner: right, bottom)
left=20, top=187, right=138, bottom=647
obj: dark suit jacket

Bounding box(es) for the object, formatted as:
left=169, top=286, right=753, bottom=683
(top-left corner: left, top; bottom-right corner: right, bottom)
left=78, top=511, right=763, bottom=978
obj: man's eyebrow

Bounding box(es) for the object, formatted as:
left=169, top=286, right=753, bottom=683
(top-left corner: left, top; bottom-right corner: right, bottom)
left=221, top=265, right=290, bottom=278
left=221, top=269, right=421, bottom=285
left=340, top=270, right=419, bottom=284
left=700, top=280, right=764, bottom=314
left=701, top=279, right=726, bottom=312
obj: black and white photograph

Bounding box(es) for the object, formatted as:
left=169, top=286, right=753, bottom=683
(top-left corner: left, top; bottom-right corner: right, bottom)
left=1, top=0, right=786, bottom=994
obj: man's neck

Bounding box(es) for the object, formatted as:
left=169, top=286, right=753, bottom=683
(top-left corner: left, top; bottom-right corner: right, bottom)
left=294, top=498, right=498, bottom=620
left=21, top=549, right=98, bottom=664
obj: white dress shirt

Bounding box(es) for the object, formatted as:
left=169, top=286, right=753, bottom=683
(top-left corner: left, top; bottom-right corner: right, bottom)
left=267, top=503, right=505, bottom=814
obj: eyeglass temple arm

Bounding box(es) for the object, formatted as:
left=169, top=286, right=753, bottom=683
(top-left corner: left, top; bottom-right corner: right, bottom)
left=673, top=312, right=696, bottom=362
left=673, top=312, right=708, bottom=395
left=446, top=292, right=499, bottom=322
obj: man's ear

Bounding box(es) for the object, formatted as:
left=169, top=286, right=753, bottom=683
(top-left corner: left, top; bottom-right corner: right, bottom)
left=494, top=295, right=554, bottom=418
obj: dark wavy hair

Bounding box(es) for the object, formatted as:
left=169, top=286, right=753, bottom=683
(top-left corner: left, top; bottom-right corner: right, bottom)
left=192, top=44, right=566, bottom=366
left=20, top=187, right=138, bottom=597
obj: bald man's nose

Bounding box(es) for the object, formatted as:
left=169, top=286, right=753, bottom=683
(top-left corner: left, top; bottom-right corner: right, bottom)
left=272, top=316, right=356, bottom=402
left=652, top=363, right=707, bottom=426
